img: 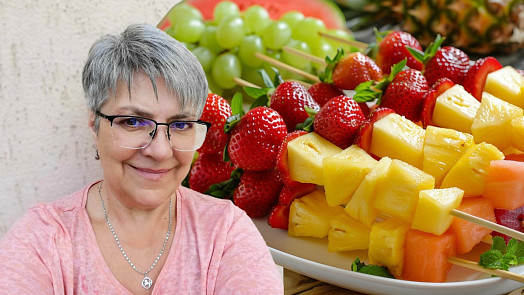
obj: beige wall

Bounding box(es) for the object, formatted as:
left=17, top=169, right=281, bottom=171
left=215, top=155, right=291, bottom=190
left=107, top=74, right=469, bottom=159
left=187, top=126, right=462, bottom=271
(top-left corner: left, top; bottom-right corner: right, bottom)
left=0, top=0, right=179, bottom=237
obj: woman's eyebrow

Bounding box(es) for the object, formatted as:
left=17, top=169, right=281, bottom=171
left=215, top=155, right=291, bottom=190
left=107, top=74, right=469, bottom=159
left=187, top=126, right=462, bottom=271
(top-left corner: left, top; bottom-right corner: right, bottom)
left=167, top=113, right=196, bottom=121
left=114, top=106, right=154, bottom=118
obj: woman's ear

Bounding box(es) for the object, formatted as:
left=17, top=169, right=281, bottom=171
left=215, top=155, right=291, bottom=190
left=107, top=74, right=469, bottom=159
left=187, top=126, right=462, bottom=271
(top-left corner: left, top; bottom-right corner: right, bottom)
left=88, top=111, right=97, bottom=139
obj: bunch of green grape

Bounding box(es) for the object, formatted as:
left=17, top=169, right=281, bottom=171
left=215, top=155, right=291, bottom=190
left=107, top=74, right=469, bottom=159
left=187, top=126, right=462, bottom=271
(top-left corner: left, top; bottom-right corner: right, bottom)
left=164, top=1, right=358, bottom=97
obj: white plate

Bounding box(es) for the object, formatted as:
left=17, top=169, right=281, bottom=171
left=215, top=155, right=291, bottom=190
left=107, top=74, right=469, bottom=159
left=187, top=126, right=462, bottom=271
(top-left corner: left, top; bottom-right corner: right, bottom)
left=253, top=218, right=524, bottom=295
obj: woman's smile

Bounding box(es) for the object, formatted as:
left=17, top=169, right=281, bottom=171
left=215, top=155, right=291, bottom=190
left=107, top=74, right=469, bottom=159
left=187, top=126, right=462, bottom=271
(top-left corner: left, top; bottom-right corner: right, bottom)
left=129, top=164, right=174, bottom=181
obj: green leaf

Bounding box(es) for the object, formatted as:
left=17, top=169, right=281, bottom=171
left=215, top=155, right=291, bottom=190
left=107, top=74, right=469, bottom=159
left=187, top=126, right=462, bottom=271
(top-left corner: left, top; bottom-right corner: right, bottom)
left=205, top=168, right=244, bottom=199
left=244, top=86, right=269, bottom=100
left=321, top=48, right=344, bottom=83
left=304, top=106, right=319, bottom=117
left=479, top=250, right=504, bottom=269
left=491, top=236, right=507, bottom=253
left=351, top=257, right=366, bottom=272
left=296, top=116, right=314, bottom=132
left=351, top=257, right=394, bottom=278
left=271, top=67, right=284, bottom=87
left=258, top=69, right=275, bottom=89
left=224, top=114, right=242, bottom=134
left=250, top=95, right=270, bottom=109
left=515, top=240, right=524, bottom=263
left=353, top=80, right=380, bottom=103
left=230, top=92, right=245, bottom=116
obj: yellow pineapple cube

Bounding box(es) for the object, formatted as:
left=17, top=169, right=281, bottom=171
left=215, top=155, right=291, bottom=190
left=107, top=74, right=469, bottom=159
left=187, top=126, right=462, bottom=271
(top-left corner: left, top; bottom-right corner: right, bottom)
left=323, top=145, right=378, bottom=207
left=287, top=132, right=342, bottom=185
left=368, top=218, right=410, bottom=277
left=432, top=85, right=480, bottom=134
left=328, top=212, right=371, bottom=252
left=441, top=142, right=504, bottom=196
left=471, top=92, right=523, bottom=151
left=373, top=159, right=435, bottom=223
left=288, top=189, right=345, bottom=238
left=423, top=126, right=475, bottom=187
left=484, top=66, right=524, bottom=109
left=411, top=188, right=464, bottom=235
left=370, top=113, right=425, bottom=169
left=511, top=117, right=524, bottom=151
left=345, top=157, right=392, bottom=227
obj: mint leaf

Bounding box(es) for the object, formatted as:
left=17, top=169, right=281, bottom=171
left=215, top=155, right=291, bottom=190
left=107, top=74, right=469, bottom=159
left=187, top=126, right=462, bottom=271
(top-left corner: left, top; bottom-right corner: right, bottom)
left=491, top=236, right=507, bottom=253
left=479, top=250, right=504, bottom=269
left=515, top=240, right=524, bottom=264
left=351, top=257, right=394, bottom=278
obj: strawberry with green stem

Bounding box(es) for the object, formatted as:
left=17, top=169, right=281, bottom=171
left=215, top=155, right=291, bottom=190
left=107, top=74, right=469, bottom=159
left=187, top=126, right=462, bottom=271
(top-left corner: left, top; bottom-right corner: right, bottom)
left=189, top=152, right=235, bottom=194
left=233, top=169, right=283, bottom=218
left=198, top=93, right=232, bottom=154
left=369, top=29, right=424, bottom=74
left=322, top=49, right=382, bottom=91
left=462, top=56, right=502, bottom=101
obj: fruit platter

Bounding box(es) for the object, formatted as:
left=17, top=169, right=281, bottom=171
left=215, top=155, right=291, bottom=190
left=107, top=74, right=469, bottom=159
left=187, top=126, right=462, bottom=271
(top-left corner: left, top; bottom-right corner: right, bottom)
left=158, top=0, right=524, bottom=293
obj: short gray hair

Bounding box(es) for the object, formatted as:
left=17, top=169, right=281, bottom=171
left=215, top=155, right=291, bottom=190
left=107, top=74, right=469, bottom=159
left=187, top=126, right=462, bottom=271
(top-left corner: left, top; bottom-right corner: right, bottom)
left=82, top=23, right=208, bottom=130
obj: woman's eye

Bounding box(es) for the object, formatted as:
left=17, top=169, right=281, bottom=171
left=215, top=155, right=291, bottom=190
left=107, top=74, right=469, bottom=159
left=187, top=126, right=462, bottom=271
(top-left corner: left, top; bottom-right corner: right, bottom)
left=124, top=118, right=141, bottom=126
left=170, top=122, right=193, bottom=130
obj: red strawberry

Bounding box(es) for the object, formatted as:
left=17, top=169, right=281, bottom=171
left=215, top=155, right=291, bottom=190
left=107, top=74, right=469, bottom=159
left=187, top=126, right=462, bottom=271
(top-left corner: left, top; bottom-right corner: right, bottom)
left=198, top=93, right=232, bottom=154
left=268, top=204, right=289, bottom=229
left=355, top=107, right=395, bottom=153
left=276, top=130, right=309, bottom=183
left=233, top=169, right=283, bottom=218
left=421, top=78, right=455, bottom=128
left=332, top=52, right=382, bottom=90
left=424, top=46, right=471, bottom=86
left=505, top=153, right=524, bottom=162
left=313, top=95, right=366, bottom=149
left=358, top=102, right=371, bottom=117
left=492, top=205, right=524, bottom=244
left=189, top=153, right=235, bottom=194
left=375, top=31, right=424, bottom=74
left=380, top=69, right=429, bottom=122
left=462, top=57, right=502, bottom=101
left=270, top=81, right=320, bottom=132
left=307, top=82, right=344, bottom=107
left=228, top=106, right=287, bottom=171
left=268, top=182, right=317, bottom=229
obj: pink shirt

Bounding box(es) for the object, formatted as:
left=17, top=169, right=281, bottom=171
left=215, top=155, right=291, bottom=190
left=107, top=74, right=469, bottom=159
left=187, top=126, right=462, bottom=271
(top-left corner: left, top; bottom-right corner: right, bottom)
left=0, top=182, right=283, bottom=294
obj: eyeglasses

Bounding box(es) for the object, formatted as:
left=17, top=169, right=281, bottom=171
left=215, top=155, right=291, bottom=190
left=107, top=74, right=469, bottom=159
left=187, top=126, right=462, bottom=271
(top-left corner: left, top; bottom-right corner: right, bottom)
left=96, top=111, right=211, bottom=151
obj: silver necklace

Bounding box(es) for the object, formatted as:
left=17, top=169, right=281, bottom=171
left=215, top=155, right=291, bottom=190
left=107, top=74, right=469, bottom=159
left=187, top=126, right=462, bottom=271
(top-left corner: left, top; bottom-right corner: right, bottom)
left=97, top=181, right=172, bottom=290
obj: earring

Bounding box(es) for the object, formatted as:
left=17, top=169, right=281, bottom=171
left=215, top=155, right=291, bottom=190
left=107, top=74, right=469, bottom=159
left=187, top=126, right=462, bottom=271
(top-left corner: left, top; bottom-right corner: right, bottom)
left=95, top=149, right=100, bottom=160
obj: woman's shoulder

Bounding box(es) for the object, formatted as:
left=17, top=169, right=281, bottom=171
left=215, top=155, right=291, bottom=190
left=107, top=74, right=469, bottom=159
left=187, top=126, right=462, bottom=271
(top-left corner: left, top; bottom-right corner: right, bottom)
left=177, top=186, right=246, bottom=222
left=178, top=186, right=235, bottom=209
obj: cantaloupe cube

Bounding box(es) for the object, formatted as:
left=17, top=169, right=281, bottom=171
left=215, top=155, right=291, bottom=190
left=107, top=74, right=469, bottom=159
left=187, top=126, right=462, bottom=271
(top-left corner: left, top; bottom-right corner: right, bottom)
left=484, top=160, right=524, bottom=210
left=511, top=116, right=524, bottom=152
left=370, top=113, right=425, bottom=169
left=449, top=197, right=496, bottom=254
left=287, top=132, right=342, bottom=185
left=411, top=188, right=464, bottom=235
left=432, top=85, right=480, bottom=134
left=345, top=157, right=392, bottom=227
left=368, top=218, right=410, bottom=277
left=328, top=212, right=370, bottom=252
left=323, top=145, right=378, bottom=206
left=484, top=66, right=524, bottom=109
left=402, top=229, right=457, bottom=282
left=471, top=92, right=523, bottom=151
left=373, top=159, right=435, bottom=223
left=441, top=142, right=504, bottom=196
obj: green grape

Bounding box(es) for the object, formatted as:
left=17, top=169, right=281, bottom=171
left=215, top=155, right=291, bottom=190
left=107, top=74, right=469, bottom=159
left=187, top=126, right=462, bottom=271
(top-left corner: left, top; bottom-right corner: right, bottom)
left=212, top=52, right=242, bottom=89
left=238, top=35, right=266, bottom=68
left=180, top=42, right=197, bottom=51
left=281, top=62, right=313, bottom=81
left=310, top=39, right=335, bottom=71
left=200, top=25, right=224, bottom=53
left=279, top=11, right=305, bottom=30
left=192, top=46, right=217, bottom=72
left=216, top=16, right=245, bottom=49
left=207, top=76, right=223, bottom=95
left=262, top=21, right=292, bottom=50
left=213, top=1, right=240, bottom=23
left=168, top=3, right=202, bottom=25
left=241, top=64, right=265, bottom=88
left=243, top=5, right=271, bottom=35
left=282, top=39, right=311, bottom=69
left=326, top=29, right=359, bottom=53
left=292, top=17, right=327, bottom=44
left=173, top=18, right=205, bottom=44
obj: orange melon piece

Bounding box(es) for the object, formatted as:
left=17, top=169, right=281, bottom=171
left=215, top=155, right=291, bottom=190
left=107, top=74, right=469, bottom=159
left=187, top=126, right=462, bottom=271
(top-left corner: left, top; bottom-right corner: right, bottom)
left=402, top=229, right=457, bottom=282
left=483, top=160, right=524, bottom=210
left=449, top=197, right=496, bottom=254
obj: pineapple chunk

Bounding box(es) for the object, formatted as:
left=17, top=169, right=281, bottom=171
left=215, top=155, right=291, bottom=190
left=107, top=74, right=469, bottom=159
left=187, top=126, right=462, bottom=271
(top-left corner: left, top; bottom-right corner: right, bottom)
left=373, top=159, right=435, bottom=223
left=484, top=66, right=524, bottom=109
left=471, top=92, right=523, bottom=151
left=432, top=85, right=480, bottom=134
left=287, top=132, right=342, bottom=185
left=441, top=142, right=504, bottom=196
left=370, top=113, right=425, bottom=169
left=345, top=157, right=392, bottom=227
left=423, top=126, right=475, bottom=187
left=511, top=117, right=524, bottom=151
left=288, top=189, right=345, bottom=238
left=368, top=218, right=410, bottom=277
left=323, top=145, right=378, bottom=207
left=328, top=212, right=370, bottom=252
left=411, top=188, right=464, bottom=236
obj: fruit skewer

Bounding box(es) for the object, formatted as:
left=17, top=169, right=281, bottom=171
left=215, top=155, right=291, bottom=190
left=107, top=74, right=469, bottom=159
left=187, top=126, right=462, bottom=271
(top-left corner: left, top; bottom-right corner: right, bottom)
left=448, top=257, right=524, bottom=283
left=318, top=31, right=367, bottom=49
left=254, top=52, right=321, bottom=83
left=450, top=209, right=524, bottom=242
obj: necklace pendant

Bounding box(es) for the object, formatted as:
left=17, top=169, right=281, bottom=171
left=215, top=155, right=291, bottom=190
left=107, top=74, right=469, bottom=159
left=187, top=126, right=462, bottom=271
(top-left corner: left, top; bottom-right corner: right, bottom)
left=142, top=275, right=153, bottom=290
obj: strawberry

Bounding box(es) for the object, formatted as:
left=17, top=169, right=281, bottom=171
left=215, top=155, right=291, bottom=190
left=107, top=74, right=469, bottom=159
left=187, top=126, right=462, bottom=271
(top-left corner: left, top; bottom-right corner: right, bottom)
left=228, top=106, right=287, bottom=171
left=233, top=169, right=283, bottom=218
left=375, top=30, right=423, bottom=74
left=331, top=52, right=382, bottom=90
left=270, top=81, right=320, bottom=132
left=505, top=154, right=524, bottom=162
left=188, top=152, right=235, bottom=194
left=492, top=205, right=524, bottom=244
left=268, top=182, right=317, bottom=229
left=380, top=69, right=429, bottom=122
left=355, top=107, right=395, bottom=153
left=198, top=93, right=232, bottom=154
left=358, top=102, right=371, bottom=117
left=423, top=46, right=471, bottom=86
left=421, top=78, right=455, bottom=128
left=313, top=95, right=366, bottom=149
left=276, top=130, right=309, bottom=183
left=268, top=204, right=290, bottom=229
left=307, top=82, right=344, bottom=107
left=462, top=57, right=502, bottom=101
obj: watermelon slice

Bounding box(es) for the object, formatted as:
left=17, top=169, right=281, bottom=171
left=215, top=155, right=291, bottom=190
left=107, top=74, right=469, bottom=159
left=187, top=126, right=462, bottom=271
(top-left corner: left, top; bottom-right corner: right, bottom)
left=158, top=0, right=347, bottom=30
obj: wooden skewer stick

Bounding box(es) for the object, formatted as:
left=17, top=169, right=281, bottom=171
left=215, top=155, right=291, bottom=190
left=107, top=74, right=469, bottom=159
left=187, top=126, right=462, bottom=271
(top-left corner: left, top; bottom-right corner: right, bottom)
left=282, top=46, right=327, bottom=66
left=233, top=77, right=261, bottom=89
left=254, top=52, right=321, bottom=83
left=318, top=31, right=368, bottom=49
left=448, top=257, right=524, bottom=283
left=451, top=209, right=524, bottom=242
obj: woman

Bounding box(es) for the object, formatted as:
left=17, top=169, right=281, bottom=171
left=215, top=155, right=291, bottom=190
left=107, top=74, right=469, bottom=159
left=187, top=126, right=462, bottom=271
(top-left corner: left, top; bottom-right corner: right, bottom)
left=0, top=24, right=283, bottom=294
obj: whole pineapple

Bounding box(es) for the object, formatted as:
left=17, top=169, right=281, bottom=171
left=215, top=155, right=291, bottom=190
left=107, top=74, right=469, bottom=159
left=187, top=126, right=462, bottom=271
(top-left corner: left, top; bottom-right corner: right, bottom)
left=335, top=0, right=524, bottom=54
